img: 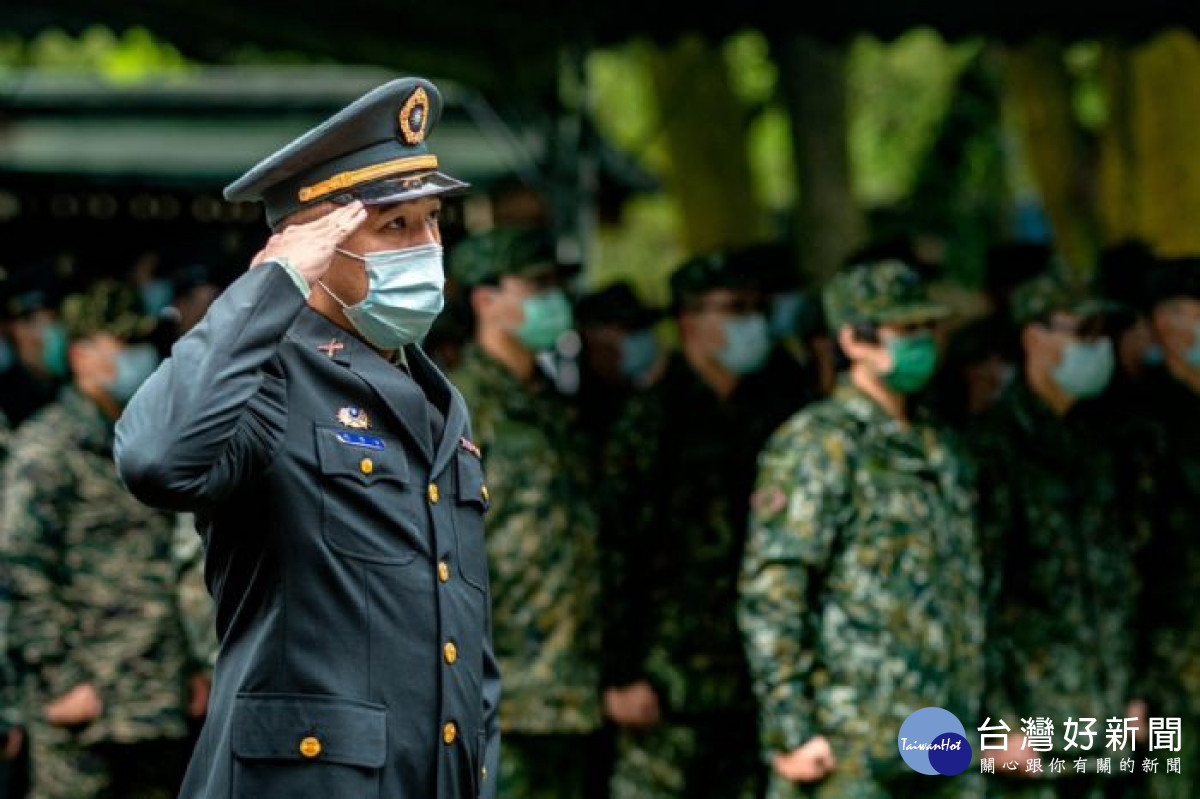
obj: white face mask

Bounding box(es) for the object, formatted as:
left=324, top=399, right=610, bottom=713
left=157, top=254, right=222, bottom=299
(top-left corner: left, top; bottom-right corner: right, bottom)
left=321, top=243, right=445, bottom=349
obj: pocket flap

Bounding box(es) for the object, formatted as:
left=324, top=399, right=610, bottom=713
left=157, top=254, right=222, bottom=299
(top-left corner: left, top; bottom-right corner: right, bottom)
left=455, top=451, right=488, bottom=509
left=231, top=694, right=387, bottom=769
left=316, top=426, right=409, bottom=485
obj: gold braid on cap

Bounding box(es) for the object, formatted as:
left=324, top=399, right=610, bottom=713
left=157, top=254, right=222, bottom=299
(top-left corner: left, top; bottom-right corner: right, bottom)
left=297, top=155, right=440, bottom=202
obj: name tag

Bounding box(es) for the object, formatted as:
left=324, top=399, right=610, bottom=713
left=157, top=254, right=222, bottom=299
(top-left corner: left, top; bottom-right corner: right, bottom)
left=336, top=432, right=386, bottom=451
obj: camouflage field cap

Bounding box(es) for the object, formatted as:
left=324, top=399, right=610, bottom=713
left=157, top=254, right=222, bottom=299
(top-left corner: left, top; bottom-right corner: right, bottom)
left=821, top=258, right=949, bottom=330
left=669, top=251, right=757, bottom=310
left=1008, top=270, right=1119, bottom=326
left=448, top=226, right=577, bottom=288
left=60, top=279, right=157, bottom=341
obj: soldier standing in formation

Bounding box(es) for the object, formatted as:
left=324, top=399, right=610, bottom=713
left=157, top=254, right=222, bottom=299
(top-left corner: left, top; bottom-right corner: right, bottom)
left=2, top=281, right=209, bottom=799
left=739, top=258, right=984, bottom=799
left=448, top=227, right=604, bottom=799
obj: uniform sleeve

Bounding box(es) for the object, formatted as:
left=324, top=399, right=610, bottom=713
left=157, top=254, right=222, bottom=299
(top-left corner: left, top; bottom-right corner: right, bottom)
left=1, top=443, right=90, bottom=701
left=170, top=517, right=219, bottom=672
left=737, top=416, right=852, bottom=754
left=597, top=394, right=661, bottom=689
left=115, top=262, right=304, bottom=512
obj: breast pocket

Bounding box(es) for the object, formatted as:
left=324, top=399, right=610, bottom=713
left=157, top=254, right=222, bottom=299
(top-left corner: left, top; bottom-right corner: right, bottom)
left=230, top=693, right=385, bottom=799
left=315, top=426, right=421, bottom=565
left=453, top=451, right=490, bottom=593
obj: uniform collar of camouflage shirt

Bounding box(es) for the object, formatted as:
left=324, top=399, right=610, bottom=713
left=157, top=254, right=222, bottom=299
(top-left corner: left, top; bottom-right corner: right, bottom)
left=458, top=343, right=557, bottom=407
left=58, top=387, right=116, bottom=456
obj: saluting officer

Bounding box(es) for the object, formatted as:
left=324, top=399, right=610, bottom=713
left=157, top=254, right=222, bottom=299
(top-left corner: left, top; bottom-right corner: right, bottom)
left=115, top=78, right=501, bottom=799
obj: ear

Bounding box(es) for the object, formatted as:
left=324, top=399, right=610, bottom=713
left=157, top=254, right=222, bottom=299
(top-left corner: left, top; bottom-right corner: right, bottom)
left=836, top=325, right=861, bottom=359
left=469, top=285, right=496, bottom=321
left=1020, top=323, right=1041, bottom=354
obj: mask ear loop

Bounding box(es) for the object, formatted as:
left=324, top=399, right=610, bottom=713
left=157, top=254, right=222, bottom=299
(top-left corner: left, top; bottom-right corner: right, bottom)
left=319, top=248, right=368, bottom=309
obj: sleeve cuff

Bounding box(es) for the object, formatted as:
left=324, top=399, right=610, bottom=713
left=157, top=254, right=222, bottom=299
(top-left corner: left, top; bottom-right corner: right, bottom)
left=270, top=258, right=311, bottom=298
left=762, top=705, right=812, bottom=754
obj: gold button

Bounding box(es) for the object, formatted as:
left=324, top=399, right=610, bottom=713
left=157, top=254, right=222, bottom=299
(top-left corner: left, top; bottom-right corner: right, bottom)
left=438, top=561, right=451, bottom=583
left=428, top=483, right=440, bottom=504
left=481, top=485, right=490, bottom=503
left=482, top=766, right=488, bottom=781
left=299, top=736, right=321, bottom=758
left=443, top=721, right=457, bottom=745
left=360, top=458, right=374, bottom=475
left=443, top=641, right=458, bottom=665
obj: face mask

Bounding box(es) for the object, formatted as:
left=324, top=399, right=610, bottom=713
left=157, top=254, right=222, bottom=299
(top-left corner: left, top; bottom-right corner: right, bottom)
left=619, top=328, right=659, bottom=380
left=881, top=332, right=939, bottom=394
left=717, top=314, right=771, bottom=375
left=40, top=321, right=69, bottom=379
left=1186, top=322, right=1200, bottom=369
left=324, top=243, right=445, bottom=349
left=140, top=278, right=174, bottom=317
left=106, top=344, right=161, bottom=404
left=516, top=290, right=573, bottom=351
left=768, top=292, right=805, bottom=340
left=0, top=338, right=13, bottom=373
left=1052, top=339, right=1115, bottom=399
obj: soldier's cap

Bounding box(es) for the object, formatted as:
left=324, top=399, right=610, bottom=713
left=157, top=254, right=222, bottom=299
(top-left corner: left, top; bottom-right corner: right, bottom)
left=821, top=258, right=950, bottom=331
left=449, top=226, right=580, bottom=289
left=224, top=77, right=468, bottom=229
left=722, top=243, right=800, bottom=293
left=59, top=279, right=157, bottom=341
left=1143, top=256, right=1200, bottom=310
left=575, top=282, right=662, bottom=329
left=1008, top=270, right=1121, bottom=326
left=669, top=251, right=758, bottom=311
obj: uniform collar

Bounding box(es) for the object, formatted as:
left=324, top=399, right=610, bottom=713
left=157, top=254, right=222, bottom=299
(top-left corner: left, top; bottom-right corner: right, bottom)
left=60, top=387, right=115, bottom=455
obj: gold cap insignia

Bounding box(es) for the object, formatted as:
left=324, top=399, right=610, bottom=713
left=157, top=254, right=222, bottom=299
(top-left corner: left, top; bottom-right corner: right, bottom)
left=398, top=87, right=430, bottom=146
left=336, top=406, right=371, bottom=430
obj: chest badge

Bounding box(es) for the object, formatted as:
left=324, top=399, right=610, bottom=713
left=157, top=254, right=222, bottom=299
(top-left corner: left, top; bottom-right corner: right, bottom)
left=318, top=338, right=345, bottom=358
left=337, top=406, right=371, bottom=430
left=459, top=437, right=482, bottom=459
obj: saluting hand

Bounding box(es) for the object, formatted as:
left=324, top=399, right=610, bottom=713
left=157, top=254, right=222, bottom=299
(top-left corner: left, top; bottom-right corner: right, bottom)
left=251, top=201, right=368, bottom=286
left=773, top=735, right=837, bottom=783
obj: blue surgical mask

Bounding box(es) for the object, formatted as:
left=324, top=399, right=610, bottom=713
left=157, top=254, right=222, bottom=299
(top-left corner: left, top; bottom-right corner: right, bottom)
left=717, top=314, right=770, bottom=375
left=620, top=328, right=659, bottom=380
left=516, top=290, right=574, bottom=351
left=324, top=243, right=445, bottom=349
left=106, top=344, right=161, bottom=404
left=1187, top=322, right=1200, bottom=369
left=40, top=320, right=69, bottom=379
left=140, top=278, right=175, bottom=317
left=1053, top=339, right=1115, bottom=399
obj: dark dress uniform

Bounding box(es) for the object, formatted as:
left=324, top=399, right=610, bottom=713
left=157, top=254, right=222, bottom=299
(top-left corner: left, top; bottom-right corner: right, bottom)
left=114, top=77, right=499, bottom=799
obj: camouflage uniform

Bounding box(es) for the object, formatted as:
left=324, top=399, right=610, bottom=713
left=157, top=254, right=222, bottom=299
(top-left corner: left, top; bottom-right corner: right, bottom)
left=738, top=261, right=985, bottom=799
left=968, top=274, right=1140, bottom=799
left=449, top=343, right=603, bottom=798
left=0, top=282, right=209, bottom=799
left=0, top=409, right=17, bottom=733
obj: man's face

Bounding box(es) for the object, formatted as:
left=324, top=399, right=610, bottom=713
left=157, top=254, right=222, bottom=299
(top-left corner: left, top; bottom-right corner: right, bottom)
left=843, top=318, right=939, bottom=374
left=1024, top=310, right=1105, bottom=377
left=10, top=309, right=57, bottom=372
left=69, top=332, right=123, bottom=391
left=473, top=272, right=559, bottom=336
left=678, top=288, right=762, bottom=358
left=322, top=196, right=443, bottom=306
left=1151, top=297, right=1200, bottom=364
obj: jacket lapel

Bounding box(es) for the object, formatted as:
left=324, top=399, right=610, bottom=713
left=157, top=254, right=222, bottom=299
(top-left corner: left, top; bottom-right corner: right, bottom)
left=294, top=309, right=434, bottom=464
left=409, top=345, right=467, bottom=478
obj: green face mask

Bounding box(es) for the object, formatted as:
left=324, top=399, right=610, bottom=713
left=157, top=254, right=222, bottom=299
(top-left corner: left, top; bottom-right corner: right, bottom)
left=40, top=320, right=69, bottom=379
left=881, top=331, right=938, bottom=394
left=516, top=289, right=573, bottom=351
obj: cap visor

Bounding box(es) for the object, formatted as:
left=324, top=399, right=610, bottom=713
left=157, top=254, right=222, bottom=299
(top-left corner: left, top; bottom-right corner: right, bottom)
left=875, top=302, right=953, bottom=325
left=333, top=171, right=470, bottom=206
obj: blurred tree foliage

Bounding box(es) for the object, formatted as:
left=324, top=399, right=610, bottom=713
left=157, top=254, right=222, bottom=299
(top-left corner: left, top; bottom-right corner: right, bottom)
left=0, top=26, right=190, bottom=80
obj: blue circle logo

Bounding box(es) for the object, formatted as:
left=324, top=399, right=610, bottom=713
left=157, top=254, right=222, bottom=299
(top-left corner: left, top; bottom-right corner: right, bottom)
left=897, top=707, right=972, bottom=776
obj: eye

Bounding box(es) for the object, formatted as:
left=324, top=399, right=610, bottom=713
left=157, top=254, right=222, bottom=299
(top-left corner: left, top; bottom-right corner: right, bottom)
left=427, top=208, right=441, bottom=226
left=384, top=216, right=407, bottom=230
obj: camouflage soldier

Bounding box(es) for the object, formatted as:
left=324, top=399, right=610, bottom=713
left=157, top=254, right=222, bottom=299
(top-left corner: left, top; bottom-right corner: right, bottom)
left=967, top=271, right=1142, bottom=798
left=1, top=280, right=210, bottom=799
left=738, top=258, right=985, bottom=799
left=602, top=253, right=804, bottom=799
left=448, top=227, right=603, bottom=799
left=1125, top=258, right=1200, bottom=799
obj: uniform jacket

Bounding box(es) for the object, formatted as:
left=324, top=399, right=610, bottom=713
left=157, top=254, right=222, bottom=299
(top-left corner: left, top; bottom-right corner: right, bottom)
left=115, top=262, right=500, bottom=799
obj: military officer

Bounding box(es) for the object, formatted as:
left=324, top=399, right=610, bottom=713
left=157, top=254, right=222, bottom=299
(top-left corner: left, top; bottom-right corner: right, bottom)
left=114, top=78, right=501, bottom=799
left=2, top=280, right=209, bottom=799
left=738, top=258, right=985, bottom=799
left=447, top=226, right=603, bottom=799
